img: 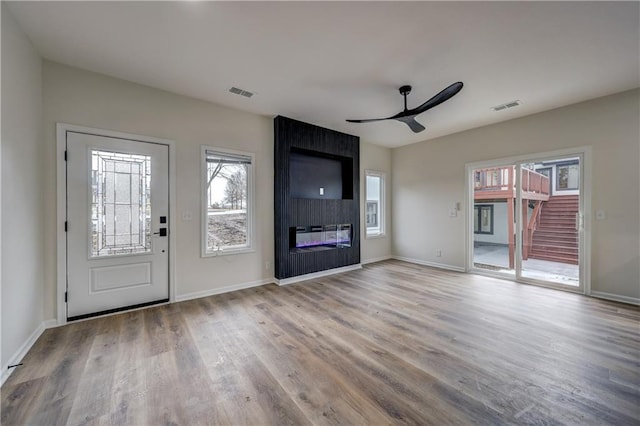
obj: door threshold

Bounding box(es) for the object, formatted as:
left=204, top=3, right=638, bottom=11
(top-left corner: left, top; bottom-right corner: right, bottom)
left=470, top=269, right=583, bottom=295
left=68, top=298, right=170, bottom=322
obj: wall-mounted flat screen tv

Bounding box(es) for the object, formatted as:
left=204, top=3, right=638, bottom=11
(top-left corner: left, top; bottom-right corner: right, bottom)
left=289, top=149, right=353, bottom=199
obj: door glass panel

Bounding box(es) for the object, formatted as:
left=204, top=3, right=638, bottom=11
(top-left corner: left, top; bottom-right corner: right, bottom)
left=472, top=166, right=515, bottom=275
left=90, top=150, right=151, bottom=257
left=521, top=158, right=579, bottom=286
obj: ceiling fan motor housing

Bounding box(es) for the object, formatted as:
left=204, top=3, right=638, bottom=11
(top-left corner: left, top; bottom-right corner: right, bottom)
left=399, top=85, right=412, bottom=96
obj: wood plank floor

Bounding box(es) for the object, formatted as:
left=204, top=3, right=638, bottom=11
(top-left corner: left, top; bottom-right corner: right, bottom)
left=2, top=260, right=639, bottom=425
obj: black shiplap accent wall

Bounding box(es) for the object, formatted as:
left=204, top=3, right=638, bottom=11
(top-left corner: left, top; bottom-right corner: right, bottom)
left=274, top=116, right=360, bottom=279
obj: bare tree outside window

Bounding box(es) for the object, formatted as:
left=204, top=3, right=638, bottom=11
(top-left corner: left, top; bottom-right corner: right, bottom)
left=203, top=149, right=253, bottom=255
left=224, top=169, right=247, bottom=209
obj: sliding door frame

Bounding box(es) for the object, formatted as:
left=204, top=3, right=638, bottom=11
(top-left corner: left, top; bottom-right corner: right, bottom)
left=465, top=146, right=592, bottom=295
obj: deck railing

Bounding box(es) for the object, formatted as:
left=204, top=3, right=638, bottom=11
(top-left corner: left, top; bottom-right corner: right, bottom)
left=474, top=166, right=549, bottom=198
left=474, top=167, right=512, bottom=192
left=523, top=201, right=543, bottom=260
left=521, top=168, right=550, bottom=196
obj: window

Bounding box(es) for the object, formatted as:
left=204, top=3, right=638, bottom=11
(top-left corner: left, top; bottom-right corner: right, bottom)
left=556, top=162, right=579, bottom=191
left=366, top=201, right=378, bottom=228
left=365, top=171, right=385, bottom=237
left=202, top=146, right=254, bottom=256
left=474, top=205, right=493, bottom=234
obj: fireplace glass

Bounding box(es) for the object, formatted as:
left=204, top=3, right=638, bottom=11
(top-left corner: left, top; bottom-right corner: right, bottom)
left=290, top=224, right=352, bottom=253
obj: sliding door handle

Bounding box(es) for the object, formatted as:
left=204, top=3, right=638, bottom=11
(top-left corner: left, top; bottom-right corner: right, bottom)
left=575, top=213, right=583, bottom=231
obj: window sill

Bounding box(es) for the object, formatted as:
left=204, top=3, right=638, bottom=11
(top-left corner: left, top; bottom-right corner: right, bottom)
left=202, top=247, right=255, bottom=258
left=366, top=232, right=386, bottom=240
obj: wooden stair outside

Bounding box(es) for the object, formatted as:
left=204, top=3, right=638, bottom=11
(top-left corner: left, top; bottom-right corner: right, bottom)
left=529, top=195, right=579, bottom=265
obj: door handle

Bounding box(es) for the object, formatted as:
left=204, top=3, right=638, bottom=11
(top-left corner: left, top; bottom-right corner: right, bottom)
left=575, top=213, right=583, bottom=231
left=154, top=228, right=167, bottom=237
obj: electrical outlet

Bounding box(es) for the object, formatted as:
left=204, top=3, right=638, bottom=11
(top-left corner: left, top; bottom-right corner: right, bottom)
left=319, top=187, right=324, bottom=196
left=595, top=210, right=606, bottom=220
left=435, top=249, right=442, bottom=257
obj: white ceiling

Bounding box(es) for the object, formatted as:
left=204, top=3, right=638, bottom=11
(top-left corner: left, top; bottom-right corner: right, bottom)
left=6, top=1, right=639, bottom=147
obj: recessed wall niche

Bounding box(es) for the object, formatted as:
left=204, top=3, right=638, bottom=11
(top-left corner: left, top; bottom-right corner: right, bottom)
left=274, top=116, right=360, bottom=279
left=289, top=149, right=354, bottom=200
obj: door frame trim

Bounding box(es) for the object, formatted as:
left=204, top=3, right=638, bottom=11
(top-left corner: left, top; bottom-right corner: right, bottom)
left=56, top=123, right=177, bottom=325
left=464, top=146, right=592, bottom=296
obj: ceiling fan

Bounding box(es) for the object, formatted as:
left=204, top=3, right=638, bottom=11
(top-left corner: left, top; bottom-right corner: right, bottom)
left=346, top=82, right=463, bottom=133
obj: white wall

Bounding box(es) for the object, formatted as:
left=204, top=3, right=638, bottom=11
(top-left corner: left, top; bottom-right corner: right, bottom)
left=360, top=142, right=392, bottom=263
left=1, top=4, right=45, bottom=369
left=42, top=61, right=274, bottom=318
left=392, top=89, right=640, bottom=299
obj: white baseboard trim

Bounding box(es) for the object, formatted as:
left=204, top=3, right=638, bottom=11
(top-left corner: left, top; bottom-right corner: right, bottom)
left=391, top=256, right=466, bottom=273
left=590, top=291, right=640, bottom=306
left=43, top=319, right=59, bottom=329
left=361, top=255, right=393, bottom=265
left=1, top=319, right=58, bottom=386
left=275, top=264, right=362, bottom=286
left=175, top=278, right=273, bottom=303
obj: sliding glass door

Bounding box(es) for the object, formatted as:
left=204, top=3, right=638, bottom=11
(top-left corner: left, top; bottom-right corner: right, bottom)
left=519, top=157, right=581, bottom=287
left=469, top=151, right=585, bottom=292
left=472, top=165, right=516, bottom=275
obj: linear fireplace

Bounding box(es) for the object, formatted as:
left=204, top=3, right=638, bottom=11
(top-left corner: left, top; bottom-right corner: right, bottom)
left=290, top=224, right=352, bottom=253
left=275, top=116, right=360, bottom=279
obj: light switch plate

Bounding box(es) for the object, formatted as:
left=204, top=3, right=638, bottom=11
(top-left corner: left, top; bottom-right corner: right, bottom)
left=595, top=210, right=606, bottom=220
left=181, top=210, right=193, bottom=221
left=319, top=187, right=324, bottom=195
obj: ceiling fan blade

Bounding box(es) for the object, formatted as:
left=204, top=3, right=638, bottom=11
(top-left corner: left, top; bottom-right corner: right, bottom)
left=411, top=81, right=463, bottom=115
left=346, top=118, right=389, bottom=123
left=395, top=116, right=426, bottom=133
left=347, top=82, right=462, bottom=132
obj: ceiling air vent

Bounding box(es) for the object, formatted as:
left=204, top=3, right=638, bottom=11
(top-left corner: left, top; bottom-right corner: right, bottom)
left=229, top=87, right=254, bottom=98
left=492, top=100, right=521, bottom=111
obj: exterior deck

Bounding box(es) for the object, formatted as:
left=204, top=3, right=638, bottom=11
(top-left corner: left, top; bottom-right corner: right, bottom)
left=473, top=166, right=551, bottom=268
left=473, top=166, right=550, bottom=201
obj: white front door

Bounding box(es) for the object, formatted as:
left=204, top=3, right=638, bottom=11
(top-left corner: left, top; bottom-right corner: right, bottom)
left=66, top=131, right=169, bottom=319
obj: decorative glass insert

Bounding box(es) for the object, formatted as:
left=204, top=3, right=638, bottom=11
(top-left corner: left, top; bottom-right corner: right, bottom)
left=90, top=150, right=151, bottom=257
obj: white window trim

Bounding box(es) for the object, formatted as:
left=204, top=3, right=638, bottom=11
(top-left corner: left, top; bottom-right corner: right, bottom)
left=365, top=169, right=386, bottom=238
left=201, top=145, right=255, bottom=258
